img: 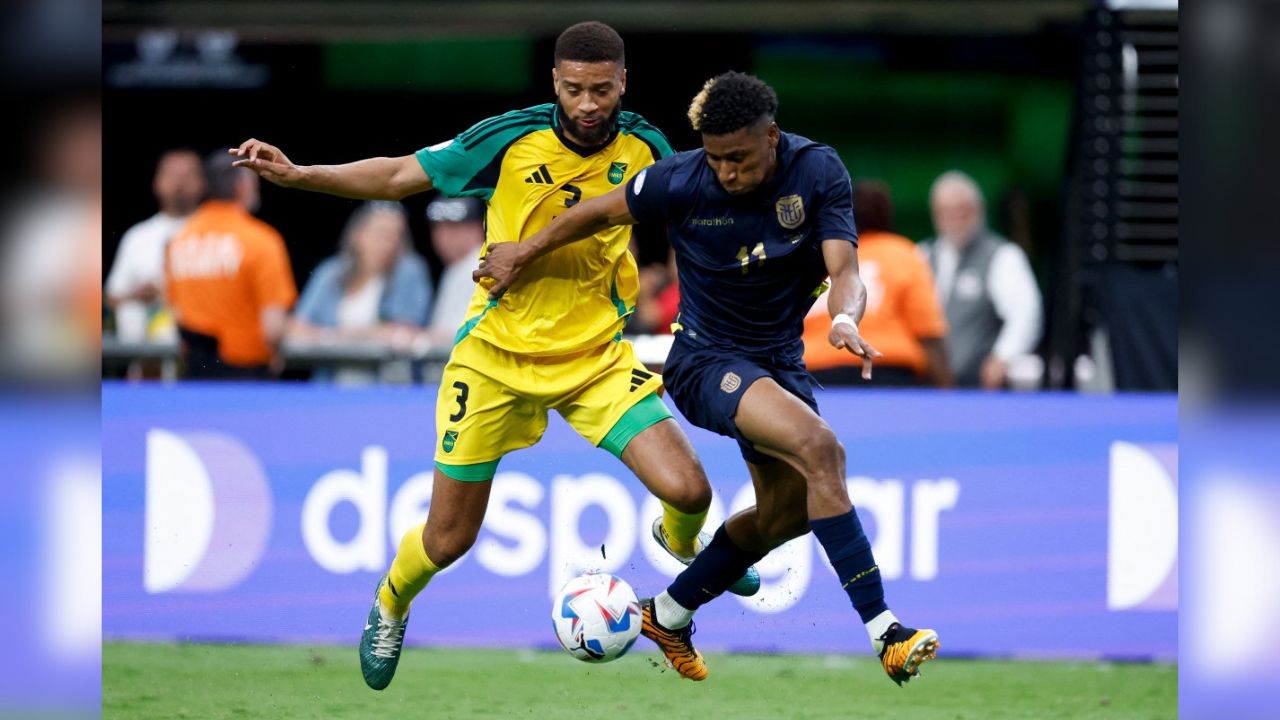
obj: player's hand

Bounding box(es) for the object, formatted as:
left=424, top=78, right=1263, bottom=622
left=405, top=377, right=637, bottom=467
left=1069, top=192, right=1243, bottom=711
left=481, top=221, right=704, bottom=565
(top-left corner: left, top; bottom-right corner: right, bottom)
left=472, top=242, right=532, bottom=298
left=230, top=140, right=302, bottom=188
left=829, top=324, right=882, bottom=381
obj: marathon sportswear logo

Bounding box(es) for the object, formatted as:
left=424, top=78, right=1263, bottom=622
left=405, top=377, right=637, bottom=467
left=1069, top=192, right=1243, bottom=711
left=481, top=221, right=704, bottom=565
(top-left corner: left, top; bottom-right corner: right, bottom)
left=145, top=429, right=273, bottom=593
left=525, top=164, right=553, bottom=185
left=720, top=372, right=742, bottom=393
left=776, top=194, right=805, bottom=229
left=608, top=162, right=627, bottom=185
left=1107, top=441, right=1178, bottom=611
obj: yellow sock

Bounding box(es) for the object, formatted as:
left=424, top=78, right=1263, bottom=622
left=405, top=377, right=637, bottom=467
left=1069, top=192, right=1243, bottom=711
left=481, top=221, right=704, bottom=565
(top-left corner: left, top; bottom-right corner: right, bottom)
left=379, top=522, right=441, bottom=618
left=661, top=500, right=708, bottom=557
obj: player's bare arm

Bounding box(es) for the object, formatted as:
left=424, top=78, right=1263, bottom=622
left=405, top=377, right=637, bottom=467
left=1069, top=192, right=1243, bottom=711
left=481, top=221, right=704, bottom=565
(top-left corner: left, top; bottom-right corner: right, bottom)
left=230, top=140, right=432, bottom=200
left=473, top=185, right=635, bottom=297
left=822, top=239, right=882, bottom=380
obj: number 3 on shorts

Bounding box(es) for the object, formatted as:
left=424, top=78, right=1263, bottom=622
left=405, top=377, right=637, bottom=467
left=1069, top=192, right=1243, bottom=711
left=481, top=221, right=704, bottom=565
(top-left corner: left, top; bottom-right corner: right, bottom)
left=449, top=381, right=469, bottom=422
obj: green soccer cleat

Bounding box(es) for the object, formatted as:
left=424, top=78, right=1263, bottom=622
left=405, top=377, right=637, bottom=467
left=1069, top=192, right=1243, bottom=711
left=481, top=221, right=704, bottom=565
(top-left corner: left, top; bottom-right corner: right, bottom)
left=876, top=623, right=939, bottom=686
left=650, top=517, right=761, bottom=597
left=359, top=576, right=409, bottom=691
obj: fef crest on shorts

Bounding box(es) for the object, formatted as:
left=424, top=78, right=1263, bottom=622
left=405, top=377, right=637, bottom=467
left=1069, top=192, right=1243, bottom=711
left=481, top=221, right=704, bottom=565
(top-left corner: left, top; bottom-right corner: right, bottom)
left=442, top=430, right=459, bottom=453
left=608, top=162, right=628, bottom=185
left=720, top=371, right=742, bottom=393
left=775, top=194, right=805, bottom=229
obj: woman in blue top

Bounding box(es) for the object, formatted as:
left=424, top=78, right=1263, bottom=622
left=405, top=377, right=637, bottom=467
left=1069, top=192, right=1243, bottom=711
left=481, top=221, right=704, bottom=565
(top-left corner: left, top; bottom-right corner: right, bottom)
left=289, top=201, right=433, bottom=382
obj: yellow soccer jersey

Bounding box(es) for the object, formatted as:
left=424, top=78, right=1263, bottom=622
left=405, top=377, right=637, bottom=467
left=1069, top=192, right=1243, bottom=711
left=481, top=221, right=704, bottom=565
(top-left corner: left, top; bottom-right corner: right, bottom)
left=416, top=104, right=673, bottom=356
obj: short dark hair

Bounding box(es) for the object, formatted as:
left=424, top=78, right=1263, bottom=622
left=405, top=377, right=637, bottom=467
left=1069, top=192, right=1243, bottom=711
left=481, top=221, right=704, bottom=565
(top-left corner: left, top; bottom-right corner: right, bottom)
left=554, top=21, right=625, bottom=66
left=853, top=180, right=895, bottom=233
left=688, top=71, right=778, bottom=135
left=204, top=148, right=246, bottom=200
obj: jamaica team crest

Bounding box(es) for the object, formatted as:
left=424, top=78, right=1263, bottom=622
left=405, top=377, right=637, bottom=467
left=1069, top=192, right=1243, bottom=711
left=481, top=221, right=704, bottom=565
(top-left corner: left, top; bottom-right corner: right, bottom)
left=775, top=194, right=805, bottom=229
left=442, top=430, right=459, bottom=453
left=608, top=162, right=628, bottom=185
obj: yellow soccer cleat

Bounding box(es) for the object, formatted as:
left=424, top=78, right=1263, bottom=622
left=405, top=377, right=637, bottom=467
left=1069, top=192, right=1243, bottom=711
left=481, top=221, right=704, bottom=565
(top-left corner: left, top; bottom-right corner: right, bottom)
left=876, top=623, right=939, bottom=686
left=640, top=598, right=708, bottom=681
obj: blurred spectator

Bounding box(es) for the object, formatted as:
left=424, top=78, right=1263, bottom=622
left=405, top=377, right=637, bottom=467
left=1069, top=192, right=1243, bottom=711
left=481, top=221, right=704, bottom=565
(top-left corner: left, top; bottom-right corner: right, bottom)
left=423, top=196, right=482, bottom=343
left=1, top=97, right=101, bottom=383
left=804, top=180, right=952, bottom=387
left=105, top=148, right=205, bottom=343
left=920, top=170, right=1042, bottom=390
left=165, top=149, right=296, bottom=379
left=631, top=249, right=680, bottom=334
left=289, top=201, right=432, bottom=383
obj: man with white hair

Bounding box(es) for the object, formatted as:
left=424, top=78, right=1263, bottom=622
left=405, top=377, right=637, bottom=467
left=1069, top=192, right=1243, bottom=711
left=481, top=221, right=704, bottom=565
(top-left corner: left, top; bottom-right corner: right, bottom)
left=920, top=171, right=1042, bottom=389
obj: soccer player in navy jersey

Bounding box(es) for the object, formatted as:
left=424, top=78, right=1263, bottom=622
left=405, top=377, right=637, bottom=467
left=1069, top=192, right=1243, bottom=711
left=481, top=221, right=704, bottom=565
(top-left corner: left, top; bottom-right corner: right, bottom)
left=476, top=71, right=938, bottom=685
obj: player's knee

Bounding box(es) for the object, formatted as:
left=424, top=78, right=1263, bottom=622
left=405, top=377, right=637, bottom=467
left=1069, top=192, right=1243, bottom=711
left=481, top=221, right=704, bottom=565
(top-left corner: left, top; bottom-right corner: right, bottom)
left=663, top=472, right=712, bottom=515
left=796, top=425, right=843, bottom=477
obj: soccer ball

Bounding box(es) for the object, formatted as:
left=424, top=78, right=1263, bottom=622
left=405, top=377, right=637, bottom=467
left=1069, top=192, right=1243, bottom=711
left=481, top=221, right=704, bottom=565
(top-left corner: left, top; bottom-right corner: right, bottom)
left=551, top=572, right=643, bottom=663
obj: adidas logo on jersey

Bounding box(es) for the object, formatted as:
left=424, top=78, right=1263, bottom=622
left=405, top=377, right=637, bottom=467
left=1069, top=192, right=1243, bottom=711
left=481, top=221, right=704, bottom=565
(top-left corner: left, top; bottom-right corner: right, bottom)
left=525, top=164, right=553, bottom=184
left=629, top=368, right=654, bottom=392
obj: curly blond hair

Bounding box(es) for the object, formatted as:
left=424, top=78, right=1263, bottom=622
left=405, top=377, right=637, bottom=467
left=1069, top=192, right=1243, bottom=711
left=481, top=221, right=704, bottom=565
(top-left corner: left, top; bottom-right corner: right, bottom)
left=686, top=72, right=777, bottom=135
left=686, top=77, right=718, bottom=131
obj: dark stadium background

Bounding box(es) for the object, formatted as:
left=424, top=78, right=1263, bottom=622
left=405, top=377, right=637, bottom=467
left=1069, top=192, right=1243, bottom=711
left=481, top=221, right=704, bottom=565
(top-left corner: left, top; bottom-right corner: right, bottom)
left=103, top=26, right=1078, bottom=321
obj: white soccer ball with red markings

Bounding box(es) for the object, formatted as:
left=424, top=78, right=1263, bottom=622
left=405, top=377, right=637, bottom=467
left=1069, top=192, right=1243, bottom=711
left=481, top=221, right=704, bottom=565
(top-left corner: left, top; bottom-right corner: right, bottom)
left=551, top=572, right=643, bottom=663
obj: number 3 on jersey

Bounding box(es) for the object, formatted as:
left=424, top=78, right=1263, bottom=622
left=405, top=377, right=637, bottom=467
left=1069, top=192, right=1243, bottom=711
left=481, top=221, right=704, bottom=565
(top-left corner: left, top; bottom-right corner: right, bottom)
left=449, top=381, right=470, bottom=421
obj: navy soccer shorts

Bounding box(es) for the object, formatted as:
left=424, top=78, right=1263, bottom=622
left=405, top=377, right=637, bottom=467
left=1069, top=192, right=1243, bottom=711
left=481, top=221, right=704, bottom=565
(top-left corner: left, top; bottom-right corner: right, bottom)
left=662, top=333, right=819, bottom=464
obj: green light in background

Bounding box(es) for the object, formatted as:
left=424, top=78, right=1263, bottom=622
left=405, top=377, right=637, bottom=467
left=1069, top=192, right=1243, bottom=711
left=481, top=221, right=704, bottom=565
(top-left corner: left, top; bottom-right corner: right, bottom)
left=324, top=38, right=532, bottom=92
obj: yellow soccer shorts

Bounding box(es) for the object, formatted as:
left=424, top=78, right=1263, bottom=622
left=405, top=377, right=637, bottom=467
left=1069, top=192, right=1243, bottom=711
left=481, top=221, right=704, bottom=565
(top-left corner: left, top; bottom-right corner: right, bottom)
left=433, top=334, right=672, bottom=481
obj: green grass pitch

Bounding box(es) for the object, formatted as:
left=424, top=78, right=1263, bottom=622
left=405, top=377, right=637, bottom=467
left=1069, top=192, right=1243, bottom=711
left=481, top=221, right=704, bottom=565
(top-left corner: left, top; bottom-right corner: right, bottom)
left=103, top=643, right=1176, bottom=719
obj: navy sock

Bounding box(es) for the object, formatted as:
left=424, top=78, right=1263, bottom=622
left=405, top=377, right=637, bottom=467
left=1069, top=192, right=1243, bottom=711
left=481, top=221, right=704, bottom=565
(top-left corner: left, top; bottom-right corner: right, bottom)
left=667, top=524, right=765, bottom=611
left=811, top=510, right=889, bottom=623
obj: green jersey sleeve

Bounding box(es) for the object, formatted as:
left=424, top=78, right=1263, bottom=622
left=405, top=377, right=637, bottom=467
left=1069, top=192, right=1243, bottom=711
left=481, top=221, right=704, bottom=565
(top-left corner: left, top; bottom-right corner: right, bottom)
left=416, top=104, right=556, bottom=199
left=619, top=112, right=675, bottom=161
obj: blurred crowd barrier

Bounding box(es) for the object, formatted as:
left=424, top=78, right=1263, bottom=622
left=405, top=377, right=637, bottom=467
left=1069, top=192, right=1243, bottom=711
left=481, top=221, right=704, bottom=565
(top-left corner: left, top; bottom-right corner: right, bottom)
left=102, top=334, right=678, bottom=383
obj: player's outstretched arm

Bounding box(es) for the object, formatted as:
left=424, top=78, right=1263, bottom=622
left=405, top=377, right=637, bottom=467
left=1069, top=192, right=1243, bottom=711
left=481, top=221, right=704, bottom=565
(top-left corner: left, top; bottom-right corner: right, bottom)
left=822, top=239, right=882, bottom=380
left=473, top=185, right=636, bottom=297
left=230, top=140, right=433, bottom=201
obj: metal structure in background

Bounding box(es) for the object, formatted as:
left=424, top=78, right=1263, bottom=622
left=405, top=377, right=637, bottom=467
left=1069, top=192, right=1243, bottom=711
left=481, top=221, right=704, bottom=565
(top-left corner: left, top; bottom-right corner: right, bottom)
left=102, top=1, right=1086, bottom=40
left=100, top=334, right=677, bottom=383
left=1049, top=2, right=1177, bottom=391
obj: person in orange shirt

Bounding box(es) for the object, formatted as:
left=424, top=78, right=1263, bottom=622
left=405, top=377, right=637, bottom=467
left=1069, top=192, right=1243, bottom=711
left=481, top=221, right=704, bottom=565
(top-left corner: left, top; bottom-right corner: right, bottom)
left=803, top=180, right=953, bottom=387
left=166, top=150, right=297, bottom=379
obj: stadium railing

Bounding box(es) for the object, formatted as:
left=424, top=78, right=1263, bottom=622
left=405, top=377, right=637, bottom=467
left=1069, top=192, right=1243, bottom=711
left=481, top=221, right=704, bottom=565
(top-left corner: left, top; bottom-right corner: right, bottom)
left=101, top=333, right=677, bottom=382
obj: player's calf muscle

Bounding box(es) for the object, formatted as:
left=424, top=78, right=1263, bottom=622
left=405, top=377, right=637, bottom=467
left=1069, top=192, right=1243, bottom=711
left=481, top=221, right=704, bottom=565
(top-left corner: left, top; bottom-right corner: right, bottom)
left=423, top=523, right=480, bottom=567
left=757, top=510, right=809, bottom=549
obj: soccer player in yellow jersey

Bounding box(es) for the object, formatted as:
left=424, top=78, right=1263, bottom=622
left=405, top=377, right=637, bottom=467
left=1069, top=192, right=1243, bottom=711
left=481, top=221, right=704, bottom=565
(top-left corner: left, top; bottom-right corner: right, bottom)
left=231, top=22, right=759, bottom=690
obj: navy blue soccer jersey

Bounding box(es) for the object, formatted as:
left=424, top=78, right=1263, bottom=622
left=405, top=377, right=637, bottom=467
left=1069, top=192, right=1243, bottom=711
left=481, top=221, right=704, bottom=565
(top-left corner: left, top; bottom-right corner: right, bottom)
left=625, top=132, right=857, bottom=357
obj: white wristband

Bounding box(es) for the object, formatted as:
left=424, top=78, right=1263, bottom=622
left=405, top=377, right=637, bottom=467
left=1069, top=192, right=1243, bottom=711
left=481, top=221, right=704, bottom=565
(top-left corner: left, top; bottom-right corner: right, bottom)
left=832, top=313, right=857, bottom=332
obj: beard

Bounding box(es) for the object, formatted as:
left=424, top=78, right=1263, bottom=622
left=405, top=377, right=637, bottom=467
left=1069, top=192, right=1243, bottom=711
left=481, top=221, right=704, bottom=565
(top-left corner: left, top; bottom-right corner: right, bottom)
left=557, top=101, right=621, bottom=146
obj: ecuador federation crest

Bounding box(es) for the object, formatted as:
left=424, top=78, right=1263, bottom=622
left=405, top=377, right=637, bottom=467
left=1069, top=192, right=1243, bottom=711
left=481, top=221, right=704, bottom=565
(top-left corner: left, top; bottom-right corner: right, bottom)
left=608, top=162, right=628, bottom=185
left=775, top=194, right=805, bottom=229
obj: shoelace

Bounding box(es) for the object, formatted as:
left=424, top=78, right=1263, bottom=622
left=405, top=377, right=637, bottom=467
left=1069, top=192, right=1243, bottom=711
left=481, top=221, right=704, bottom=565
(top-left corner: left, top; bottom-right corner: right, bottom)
left=659, top=621, right=699, bottom=661
left=371, top=615, right=407, bottom=659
